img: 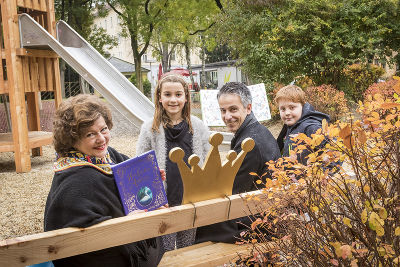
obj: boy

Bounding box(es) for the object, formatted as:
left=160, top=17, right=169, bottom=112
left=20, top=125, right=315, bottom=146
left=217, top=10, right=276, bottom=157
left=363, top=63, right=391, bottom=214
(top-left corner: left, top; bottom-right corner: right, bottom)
left=275, top=85, right=330, bottom=165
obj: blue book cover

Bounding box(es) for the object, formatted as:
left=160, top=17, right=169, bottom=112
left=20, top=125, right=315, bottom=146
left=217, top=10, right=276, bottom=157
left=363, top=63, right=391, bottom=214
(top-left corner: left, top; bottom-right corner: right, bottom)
left=111, top=150, right=168, bottom=214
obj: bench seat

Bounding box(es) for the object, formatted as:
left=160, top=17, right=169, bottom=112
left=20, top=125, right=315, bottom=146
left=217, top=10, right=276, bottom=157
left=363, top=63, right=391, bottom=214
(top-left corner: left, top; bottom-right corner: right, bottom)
left=159, top=241, right=252, bottom=267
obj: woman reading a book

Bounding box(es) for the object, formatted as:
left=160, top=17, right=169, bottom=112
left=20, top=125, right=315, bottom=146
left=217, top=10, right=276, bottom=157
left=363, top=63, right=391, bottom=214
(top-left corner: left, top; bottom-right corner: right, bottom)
left=44, top=94, right=164, bottom=267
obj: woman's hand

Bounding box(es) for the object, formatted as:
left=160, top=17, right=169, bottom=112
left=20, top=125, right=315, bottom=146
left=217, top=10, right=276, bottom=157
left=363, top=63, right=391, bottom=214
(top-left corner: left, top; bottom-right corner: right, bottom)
left=159, top=168, right=166, bottom=181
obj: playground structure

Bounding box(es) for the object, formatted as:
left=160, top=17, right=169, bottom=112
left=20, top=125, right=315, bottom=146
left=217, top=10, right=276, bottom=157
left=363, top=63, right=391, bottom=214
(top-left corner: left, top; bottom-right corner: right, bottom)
left=0, top=0, right=62, bottom=172
left=0, top=0, right=155, bottom=173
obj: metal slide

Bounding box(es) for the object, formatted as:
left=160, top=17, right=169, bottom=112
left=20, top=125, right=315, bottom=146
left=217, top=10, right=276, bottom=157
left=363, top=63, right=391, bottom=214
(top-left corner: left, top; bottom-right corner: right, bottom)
left=19, top=13, right=154, bottom=128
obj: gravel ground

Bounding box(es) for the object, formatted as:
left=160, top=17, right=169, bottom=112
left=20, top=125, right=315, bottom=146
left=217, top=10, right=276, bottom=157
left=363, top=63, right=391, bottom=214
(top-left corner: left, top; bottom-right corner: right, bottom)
left=0, top=102, right=282, bottom=241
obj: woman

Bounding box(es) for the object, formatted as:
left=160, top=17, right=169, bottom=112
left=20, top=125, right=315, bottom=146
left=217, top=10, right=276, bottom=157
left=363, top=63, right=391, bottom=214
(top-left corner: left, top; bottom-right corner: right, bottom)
left=44, top=94, right=164, bottom=267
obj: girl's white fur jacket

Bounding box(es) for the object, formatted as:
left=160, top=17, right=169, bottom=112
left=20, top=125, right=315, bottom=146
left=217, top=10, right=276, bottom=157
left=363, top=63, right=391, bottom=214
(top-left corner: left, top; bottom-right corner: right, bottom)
left=136, top=116, right=210, bottom=184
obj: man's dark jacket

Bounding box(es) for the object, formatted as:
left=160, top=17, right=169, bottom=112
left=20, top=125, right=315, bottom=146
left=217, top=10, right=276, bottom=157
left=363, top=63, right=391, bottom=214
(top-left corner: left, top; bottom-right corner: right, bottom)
left=277, top=102, right=330, bottom=165
left=44, top=147, right=164, bottom=267
left=195, top=112, right=280, bottom=243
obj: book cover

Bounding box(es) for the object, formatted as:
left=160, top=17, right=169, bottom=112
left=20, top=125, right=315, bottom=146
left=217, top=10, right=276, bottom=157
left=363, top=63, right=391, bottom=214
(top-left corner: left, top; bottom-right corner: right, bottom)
left=111, top=150, right=168, bottom=214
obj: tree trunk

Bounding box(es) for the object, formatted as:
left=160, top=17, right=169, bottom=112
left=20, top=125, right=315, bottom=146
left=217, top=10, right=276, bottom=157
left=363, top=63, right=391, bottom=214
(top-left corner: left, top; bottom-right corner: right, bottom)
left=130, top=32, right=143, bottom=92
left=200, top=36, right=206, bottom=89
left=134, top=57, right=143, bottom=92
left=162, top=42, right=169, bottom=73
left=185, top=41, right=195, bottom=88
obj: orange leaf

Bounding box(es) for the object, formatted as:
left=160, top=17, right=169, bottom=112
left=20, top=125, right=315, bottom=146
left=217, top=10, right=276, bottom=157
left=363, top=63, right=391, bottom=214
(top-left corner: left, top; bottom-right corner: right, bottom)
left=340, top=125, right=354, bottom=148
left=357, top=130, right=367, bottom=144
left=330, top=259, right=339, bottom=266
left=339, top=125, right=351, bottom=140
left=249, top=172, right=258, bottom=176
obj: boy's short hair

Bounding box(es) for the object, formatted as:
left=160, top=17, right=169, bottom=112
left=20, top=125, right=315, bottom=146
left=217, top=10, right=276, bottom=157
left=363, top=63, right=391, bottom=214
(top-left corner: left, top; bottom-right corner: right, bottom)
left=274, top=85, right=306, bottom=106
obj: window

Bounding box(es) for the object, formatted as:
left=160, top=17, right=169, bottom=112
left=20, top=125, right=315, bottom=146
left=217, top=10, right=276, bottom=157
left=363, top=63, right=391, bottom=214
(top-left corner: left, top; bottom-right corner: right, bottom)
left=110, top=17, right=113, bottom=27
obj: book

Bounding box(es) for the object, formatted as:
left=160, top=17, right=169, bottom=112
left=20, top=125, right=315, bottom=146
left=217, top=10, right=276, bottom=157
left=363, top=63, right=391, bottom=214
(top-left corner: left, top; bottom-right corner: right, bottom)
left=111, top=150, right=168, bottom=214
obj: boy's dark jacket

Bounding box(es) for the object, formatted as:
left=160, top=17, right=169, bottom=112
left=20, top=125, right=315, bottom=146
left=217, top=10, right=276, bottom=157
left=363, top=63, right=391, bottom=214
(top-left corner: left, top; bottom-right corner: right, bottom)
left=277, top=102, right=330, bottom=165
left=44, top=147, right=163, bottom=267
left=195, top=112, right=280, bottom=243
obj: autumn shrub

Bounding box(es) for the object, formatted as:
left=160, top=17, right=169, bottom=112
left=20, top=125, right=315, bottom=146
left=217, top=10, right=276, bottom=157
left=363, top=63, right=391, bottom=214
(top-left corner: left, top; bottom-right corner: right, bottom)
left=342, top=64, right=385, bottom=102
left=240, top=90, right=400, bottom=266
left=304, top=85, right=349, bottom=122
left=364, top=78, right=398, bottom=102
left=295, top=76, right=315, bottom=90
left=268, top=82, right=284, bottom=121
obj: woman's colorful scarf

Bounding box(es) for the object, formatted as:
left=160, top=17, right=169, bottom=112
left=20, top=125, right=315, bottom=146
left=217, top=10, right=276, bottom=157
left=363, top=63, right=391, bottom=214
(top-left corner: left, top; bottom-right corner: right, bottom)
left=54, top=151, right=114, bottom=175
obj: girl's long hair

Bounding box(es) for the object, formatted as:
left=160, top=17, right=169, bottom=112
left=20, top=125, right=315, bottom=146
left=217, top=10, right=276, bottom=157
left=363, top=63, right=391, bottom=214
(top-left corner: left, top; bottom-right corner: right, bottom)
left=152, top=73, right=193, bottom=133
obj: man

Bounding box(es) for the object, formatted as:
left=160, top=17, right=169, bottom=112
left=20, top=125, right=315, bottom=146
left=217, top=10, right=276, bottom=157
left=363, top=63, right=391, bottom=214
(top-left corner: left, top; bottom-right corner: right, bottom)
left=195, top=82, right=280, bottom=243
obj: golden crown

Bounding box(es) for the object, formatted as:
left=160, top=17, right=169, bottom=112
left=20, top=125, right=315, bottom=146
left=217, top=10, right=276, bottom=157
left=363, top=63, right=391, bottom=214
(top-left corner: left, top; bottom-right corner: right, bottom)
left=169, top=132, right=255, bottom=204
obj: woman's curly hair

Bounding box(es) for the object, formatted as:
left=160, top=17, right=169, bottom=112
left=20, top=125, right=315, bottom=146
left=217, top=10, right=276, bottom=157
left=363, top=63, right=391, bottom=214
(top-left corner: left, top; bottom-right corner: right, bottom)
left=53, top=94, right=113, bottom=156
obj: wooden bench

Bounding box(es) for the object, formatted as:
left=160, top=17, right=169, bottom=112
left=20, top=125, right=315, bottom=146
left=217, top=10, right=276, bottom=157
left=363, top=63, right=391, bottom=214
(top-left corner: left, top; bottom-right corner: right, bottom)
left=0, top=190, right=268, bottom=267
left=159, top=241, right=253, bottom=267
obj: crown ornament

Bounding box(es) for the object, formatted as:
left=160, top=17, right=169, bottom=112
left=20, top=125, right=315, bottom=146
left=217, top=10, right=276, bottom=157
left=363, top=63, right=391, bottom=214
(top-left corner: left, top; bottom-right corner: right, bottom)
left=169, top=132, right=255, bottom=204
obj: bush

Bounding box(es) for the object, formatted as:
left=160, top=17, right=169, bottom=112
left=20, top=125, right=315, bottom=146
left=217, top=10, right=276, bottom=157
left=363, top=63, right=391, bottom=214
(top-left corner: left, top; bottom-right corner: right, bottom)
left=268, top=83, right=285, bottom=121
left=129, top=73, right=151, bottom=98
left=342, top=64, right=385, bottom=102
left=240, top=92, right=400, bottom=266
left=143, top=79, right=151, bottom=98
left=295, top=76, right=315, bottom=89
left=129, top=73, right=137, bottom=85
left=364, top=78, right=398, bottom=101
left=304, top=85, right=349, bottom=122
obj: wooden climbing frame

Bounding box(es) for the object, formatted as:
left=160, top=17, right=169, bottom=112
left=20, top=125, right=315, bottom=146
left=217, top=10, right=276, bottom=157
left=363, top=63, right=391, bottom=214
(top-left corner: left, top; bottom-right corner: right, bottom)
left=0, top=0, right=62, bottom=172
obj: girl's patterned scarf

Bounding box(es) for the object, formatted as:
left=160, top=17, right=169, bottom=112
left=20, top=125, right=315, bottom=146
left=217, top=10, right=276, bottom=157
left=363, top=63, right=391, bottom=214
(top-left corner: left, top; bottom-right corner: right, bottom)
left=54, top=150, right=114, bottom=175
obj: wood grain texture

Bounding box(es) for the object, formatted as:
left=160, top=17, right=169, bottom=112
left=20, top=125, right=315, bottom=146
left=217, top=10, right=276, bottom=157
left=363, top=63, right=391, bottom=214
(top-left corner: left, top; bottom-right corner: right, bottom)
left=0, top=190, right=268, bottom=266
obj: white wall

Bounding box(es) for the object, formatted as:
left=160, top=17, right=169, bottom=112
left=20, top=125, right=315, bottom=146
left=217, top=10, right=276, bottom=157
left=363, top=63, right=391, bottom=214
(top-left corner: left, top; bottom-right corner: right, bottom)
left=217, top=67, right=242, bottom=89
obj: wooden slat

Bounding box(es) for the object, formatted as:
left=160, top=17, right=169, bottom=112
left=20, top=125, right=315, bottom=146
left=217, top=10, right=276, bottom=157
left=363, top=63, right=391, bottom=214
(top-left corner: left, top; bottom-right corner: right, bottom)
left=37, top=58, right=46, bottom=91
left=0, top=131, right=52, bottom=152
left=52, top=58, right=62, bottom=106
left=45, top=0, right=56, bottom=36
left=29, top=57, right=39, bottom=92
left=32, top=0, right=40, bottom=12
left=0, top=81, right=9, bottom=94
left=22, top=57, right=31, bottom=92
left=45, top=58, right=54, bottom=91
left=159, top=242, right=253, bottom=267
left=16, top=48, right=59, bottom=58
left=0, top=191, right=268, bottom=266
left=23, top=0, right=33, bottom=9
left=39, top=0, right=47, bottom=13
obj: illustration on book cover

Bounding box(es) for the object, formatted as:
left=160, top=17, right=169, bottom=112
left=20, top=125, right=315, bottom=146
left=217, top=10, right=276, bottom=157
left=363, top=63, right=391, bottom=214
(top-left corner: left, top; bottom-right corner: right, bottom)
left=111, top=150, right=168, bottom=214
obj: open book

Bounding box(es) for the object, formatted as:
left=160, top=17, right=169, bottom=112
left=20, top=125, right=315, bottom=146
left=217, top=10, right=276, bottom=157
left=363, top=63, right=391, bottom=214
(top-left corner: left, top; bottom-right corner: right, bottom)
left=111, top=150, right=168, bottom=214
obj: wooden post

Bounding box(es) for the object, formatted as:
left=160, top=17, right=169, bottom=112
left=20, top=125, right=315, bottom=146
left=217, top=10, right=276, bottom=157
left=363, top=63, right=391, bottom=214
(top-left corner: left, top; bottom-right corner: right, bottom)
left=26, top=92, right=42, bottom=156
left=45, top=0, right=62, bottom=108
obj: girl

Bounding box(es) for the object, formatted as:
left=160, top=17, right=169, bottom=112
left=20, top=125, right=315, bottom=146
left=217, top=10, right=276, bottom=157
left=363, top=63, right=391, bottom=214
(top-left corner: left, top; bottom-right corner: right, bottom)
left=136, top=73, right=209, bottom=251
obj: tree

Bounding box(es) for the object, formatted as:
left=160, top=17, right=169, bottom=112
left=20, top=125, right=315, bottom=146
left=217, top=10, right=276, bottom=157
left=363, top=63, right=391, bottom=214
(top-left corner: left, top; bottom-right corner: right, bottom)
left=55, top=0, right=117, bottom=56
left=105, top=0, right=167, bottom=92
left=217, top=0, right=400, bottom=87
left=205, top=42, right=232, bottom=64
left=151, top=0, right=223, bottom=83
